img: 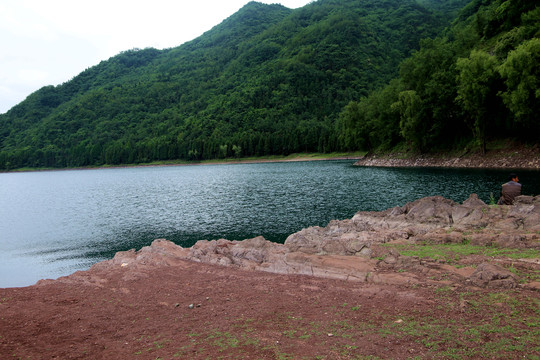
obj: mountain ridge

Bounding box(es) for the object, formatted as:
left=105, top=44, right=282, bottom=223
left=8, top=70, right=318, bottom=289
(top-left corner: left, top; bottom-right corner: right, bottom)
left=1, top=0, right=471, bottom=169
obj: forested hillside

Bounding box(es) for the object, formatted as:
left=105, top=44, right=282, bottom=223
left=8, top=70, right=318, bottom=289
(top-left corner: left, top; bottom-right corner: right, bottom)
left=337, top=0, right=539, bottom=154
left=0, top=0, right=494, bottom=169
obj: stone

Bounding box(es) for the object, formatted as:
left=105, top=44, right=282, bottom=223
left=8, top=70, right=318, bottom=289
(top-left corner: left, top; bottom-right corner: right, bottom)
left=469, top=263, right=518, bottom=288
left=87, top=195, right=539, bottom=289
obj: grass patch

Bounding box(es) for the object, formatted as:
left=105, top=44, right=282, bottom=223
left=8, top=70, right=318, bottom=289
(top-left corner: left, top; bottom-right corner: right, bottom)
left=380, top=291, right=540, bottom=359
left=165, top=297, right=538, bottom=359
left=382, top=242, right=539, bottom=264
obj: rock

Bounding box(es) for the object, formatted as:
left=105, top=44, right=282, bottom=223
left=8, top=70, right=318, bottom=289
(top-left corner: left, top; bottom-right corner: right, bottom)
left=462, top=194, right=487, bottom=208
left=523, top=281, right=540, bottom=291
left=383, top=255, right=398, bottom=264
left=514, top=195, right=535, bottom=205
left=281, top=252, right=376, bottom=281
left=81, top=194, right=538, bottom=289
left=403, top=196, right=455, bottom=225
left=91, top=238, right=190, bottom=271
left=469, top=263, right=518, bottom=288
left=508, top=196, right=540, bottom=231
left=367, top=272, right=420, bottom=285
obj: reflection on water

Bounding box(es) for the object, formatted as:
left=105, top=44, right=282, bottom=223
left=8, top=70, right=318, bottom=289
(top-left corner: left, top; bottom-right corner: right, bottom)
left=1, top=161, right=538, bottom=287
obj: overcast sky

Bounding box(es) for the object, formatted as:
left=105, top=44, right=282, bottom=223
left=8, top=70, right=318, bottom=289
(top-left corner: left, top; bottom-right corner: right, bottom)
left=0, top=0, right=312, bottom=114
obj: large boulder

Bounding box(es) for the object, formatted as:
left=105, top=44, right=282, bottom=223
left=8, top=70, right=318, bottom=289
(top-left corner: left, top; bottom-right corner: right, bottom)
left=505, top=196, right=540, bottom=231
left=284, top=219, right=381, bottom=256
left=402, top=196, right=456, bottom=225
left=188, top=236, right=286, bottom=269
left=469, top=263, right=519, bottom=288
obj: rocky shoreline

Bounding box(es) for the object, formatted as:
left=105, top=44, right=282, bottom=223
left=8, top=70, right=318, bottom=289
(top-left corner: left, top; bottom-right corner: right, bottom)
left=84, top=194, right=539, bottom=291
left=354, top=146, right=540, bottom=169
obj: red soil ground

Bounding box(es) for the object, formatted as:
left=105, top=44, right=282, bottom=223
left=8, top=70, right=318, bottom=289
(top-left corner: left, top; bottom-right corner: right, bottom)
left=1, top=255, right=538, bottom=359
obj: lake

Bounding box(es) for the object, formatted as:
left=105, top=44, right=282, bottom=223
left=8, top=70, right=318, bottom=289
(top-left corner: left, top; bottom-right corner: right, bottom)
left=1, top=160, right=539, bottom=287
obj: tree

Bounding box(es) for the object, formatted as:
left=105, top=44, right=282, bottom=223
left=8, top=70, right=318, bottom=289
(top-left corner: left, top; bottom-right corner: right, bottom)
left=498, top=38, right=540, bottom=134
left=399, top=37, right=462, bottom=150
left=456, top=50, right=499, bottom=154
left=336, top=101, right=369, bottom=151
left=232, top=145, right=242, bottom=158
left=392, top=90, right=425, bottom=151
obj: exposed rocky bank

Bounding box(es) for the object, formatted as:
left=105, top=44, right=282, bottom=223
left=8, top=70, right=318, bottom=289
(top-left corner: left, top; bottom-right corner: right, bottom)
left=96, top=194, right=540, bottom=290
left=1, top=195, right=539, bottom=359
left=353, top=145, right=540, bottom=169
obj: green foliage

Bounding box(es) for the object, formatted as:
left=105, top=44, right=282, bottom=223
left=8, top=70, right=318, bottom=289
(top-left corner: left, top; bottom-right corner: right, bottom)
left=336, top=101, right=369, bottom=151
left=384, top=242, right=540, bottom=265
left=0, top=0, right=464, bottom=169
left=498, top=38, right=540, bottom=132
left=340, top=0, right=539, bottom=153
left=456, top=49, right=500, bottom=153
left=393, top=90, right=425, bottom=150
left=4, top=0, right=536, bottom=170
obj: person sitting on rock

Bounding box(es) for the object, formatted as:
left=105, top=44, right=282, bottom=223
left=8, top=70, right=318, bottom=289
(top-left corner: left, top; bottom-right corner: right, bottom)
left=497, top=173, right=522, bottom=205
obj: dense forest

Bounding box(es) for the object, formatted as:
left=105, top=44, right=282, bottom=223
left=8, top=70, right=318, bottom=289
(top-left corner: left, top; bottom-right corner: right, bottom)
left=337, top=0, right=539, bottom=153
left=0, top=0, right=537, bottom=170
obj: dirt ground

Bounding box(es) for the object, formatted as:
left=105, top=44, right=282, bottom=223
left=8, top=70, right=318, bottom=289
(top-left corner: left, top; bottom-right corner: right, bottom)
left=1, top=252, right=539, bottom=360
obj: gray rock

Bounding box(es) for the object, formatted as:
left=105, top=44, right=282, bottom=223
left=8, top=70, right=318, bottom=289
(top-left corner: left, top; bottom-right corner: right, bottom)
left=469, top=263, right=518, bottom=288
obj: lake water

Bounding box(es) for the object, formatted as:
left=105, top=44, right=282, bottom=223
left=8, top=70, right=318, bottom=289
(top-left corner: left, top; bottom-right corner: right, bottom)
left=1, top=160, right=539, bottom=287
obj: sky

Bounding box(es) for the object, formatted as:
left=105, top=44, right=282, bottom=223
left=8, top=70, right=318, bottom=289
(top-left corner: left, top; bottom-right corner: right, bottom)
left=0, top=0, right=312, bottom=114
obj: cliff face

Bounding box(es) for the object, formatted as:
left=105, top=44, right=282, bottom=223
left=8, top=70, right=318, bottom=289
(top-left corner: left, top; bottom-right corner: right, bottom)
left=84, top=194, right=539, bottom=290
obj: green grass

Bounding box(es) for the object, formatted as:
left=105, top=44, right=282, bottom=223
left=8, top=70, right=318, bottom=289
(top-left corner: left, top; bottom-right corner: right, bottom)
left=382, top=242, right=539, bottom=263
left=375, top=291, right=540, bottom=359
left=381, top=242, right=540, bottom=282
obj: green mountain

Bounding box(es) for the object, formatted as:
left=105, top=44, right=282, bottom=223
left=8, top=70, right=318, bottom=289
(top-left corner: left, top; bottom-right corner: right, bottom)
left=337, top=0, right=539, bottom=153
left=1, top=0, right=468, bottom=169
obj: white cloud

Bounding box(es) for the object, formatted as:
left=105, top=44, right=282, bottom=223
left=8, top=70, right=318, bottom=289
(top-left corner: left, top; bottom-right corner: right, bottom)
left=0, top=0, right=312, bottom=113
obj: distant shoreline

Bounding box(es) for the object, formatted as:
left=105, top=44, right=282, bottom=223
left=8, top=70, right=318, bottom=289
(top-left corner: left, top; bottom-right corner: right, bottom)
left=3, top=146, right=540, bottom=173
left=1, top=153, right=366, bottom=173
